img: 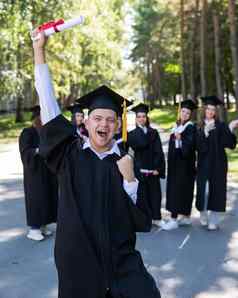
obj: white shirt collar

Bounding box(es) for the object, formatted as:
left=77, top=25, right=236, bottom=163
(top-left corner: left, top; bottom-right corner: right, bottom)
left=83, top=138, right=121, bottom=160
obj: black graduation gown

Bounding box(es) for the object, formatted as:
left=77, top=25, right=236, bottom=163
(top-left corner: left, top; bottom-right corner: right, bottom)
left=166, top=124, right=196, bottom=216
left=196, top=121, right=237, bottom=212
left=39, top=115, right=160, bottom=298
left=19, top=127, right=58, bottom=226
left=128, top=126, right=165, bottom=220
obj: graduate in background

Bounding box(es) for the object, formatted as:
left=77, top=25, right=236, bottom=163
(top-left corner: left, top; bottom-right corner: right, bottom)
left=162, top=100, right=197, bottom=231
left=128, top=103, right=165, bottom=228
left=33, top=30, right=161, bottom=298
left=196, top=96, right=237, bottom=231
left=19, top=106, right=58, bottom=241
left=66, top=103, right=88, bottom=142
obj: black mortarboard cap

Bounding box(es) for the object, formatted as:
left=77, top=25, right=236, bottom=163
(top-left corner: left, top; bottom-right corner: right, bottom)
left=66, top=103, right=84, bottom=114
left=181, top=99, right=197, bottom=111
left=131, top=103, right=149, bottom=114
left=201, top=95, right=223, bottom=106
left=29, top=105, right=41, bottom=120
left=76, top=85, right=131, bottom=115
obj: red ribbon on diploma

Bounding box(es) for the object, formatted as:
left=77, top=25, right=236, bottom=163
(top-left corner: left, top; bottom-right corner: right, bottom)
left=38, top=19, right=65, bottom=33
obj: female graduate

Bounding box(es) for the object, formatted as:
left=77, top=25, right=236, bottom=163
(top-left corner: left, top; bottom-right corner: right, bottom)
left=162, top=100, right=197, bottom=231
left=19, top=106, right=58, bottom=241
left=128, top=103, right=166, bottom=228
left=196, top=96, right=237, bottom=231
left=33, top=30, right=161, bottom=298
left=66, top=103, right=88, bottom=142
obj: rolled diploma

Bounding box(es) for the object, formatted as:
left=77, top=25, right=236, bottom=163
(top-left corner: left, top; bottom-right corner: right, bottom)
left=43, top=16, right=84, bottom=37
left=32, top=16, right=84, bottom=41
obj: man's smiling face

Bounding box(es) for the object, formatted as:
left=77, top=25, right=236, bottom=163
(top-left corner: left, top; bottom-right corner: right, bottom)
left=85, top=109, right=118, bottom=152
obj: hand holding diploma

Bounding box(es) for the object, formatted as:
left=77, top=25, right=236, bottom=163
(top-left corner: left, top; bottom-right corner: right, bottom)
left=31, top=16, right=84, bottom=41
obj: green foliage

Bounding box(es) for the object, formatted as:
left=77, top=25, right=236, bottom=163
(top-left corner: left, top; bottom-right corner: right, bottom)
left=0, top=0, right=127, bottom=110
left=149, top=106, right=177, bottom=131
left=130, top=0, right=180, bottom=104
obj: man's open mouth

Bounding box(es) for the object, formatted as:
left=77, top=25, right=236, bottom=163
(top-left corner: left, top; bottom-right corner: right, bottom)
left=97, top=130, right=108, bottom=138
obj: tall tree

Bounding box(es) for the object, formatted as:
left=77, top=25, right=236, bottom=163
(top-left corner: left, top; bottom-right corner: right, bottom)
left=200, top=0, right=208, bottom=97
left=180, top=0, right=187, bottom=100
left=189, top=0, right=200, bottom=102
left=213, top=2, right=226, bottom=121
left=228, top=0, right=238, bottom=111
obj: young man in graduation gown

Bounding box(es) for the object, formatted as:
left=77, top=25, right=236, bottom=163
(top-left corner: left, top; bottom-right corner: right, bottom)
left=66, top=103, right=88, bottom=144
left=127, top=104, right=166, bottom=228
left=19, top=106, right=58, bottom=241
left=33, top=30, right=160, bottom=298
left=196, top=96, right=237, bottom=230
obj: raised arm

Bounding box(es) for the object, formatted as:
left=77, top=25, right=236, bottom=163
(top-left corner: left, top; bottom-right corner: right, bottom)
left=33, top=30, right=60, bottom=124
left=32, top=30, right=75, bottom=173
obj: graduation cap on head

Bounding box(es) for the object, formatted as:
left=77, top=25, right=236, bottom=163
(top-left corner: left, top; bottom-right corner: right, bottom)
left=77, top=85, right=132, bottom=142
left=77, top=85, right=131, bottom=115
left=66, top=103, right=84, bottom=115
left=181, top=99, right=197, bottom=111
left=29, top=105, right=41, bottom=120
left=201, top=95, right=223, bottom=106
left=131, top=103, right=149, bottom=114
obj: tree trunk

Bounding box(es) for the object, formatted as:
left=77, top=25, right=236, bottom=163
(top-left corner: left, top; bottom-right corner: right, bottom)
left=213, top=8, right=227, bottom=121
left=226, top=89, right=231, bottom=110
left=228, top=0, right=238, bottom=111
left=15, top=96, right=24, bottom=123
left=152, top=53, right=162, bottom=106
left=200, top=0, right=208, bottom=97
left=15, top=40, right=24, bottom=123
left=189, top=0, right=200, bottom=102
left=180, top=0, right=187, bottom=100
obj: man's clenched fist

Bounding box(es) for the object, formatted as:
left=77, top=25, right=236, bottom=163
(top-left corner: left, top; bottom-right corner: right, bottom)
left=117, top=155, right=135, bottom=183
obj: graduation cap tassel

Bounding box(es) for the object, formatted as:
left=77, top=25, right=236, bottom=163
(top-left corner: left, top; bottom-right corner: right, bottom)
left=122, top=98, right=128, bottom=143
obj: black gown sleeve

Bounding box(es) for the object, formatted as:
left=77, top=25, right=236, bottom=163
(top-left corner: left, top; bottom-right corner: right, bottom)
left=220, top=122, right=237, bottom=149
left=19, top=129, right=38, bottom=171
left=180, top=125, right=196, bottom=158
left=39, top=115, right=76, bottom=173
left=126, top=188, right=152, bottom=232
left=152, top=130, right=166, bottom=178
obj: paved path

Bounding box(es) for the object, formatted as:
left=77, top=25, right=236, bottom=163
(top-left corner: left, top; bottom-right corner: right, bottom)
left=0, top=124, right=238, bottom=298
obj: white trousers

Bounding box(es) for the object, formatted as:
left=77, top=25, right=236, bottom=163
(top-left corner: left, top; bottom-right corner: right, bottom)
left=200, top=181, right=223, bottom=225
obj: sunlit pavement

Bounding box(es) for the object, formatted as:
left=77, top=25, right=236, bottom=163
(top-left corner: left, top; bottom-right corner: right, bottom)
left=0, top=123, right=238, bottom=298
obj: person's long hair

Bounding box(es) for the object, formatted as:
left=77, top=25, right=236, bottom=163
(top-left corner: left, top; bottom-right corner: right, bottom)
left=197, top=106, right=220, bottom=129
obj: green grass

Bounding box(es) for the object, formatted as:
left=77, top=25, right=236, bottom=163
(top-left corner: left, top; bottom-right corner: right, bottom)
left=0, top=113, right=31, bottom=144
left=150, top=105, right=238, bottom=182
left=149, top=106, right=177, bottom=131
left=0, top=111, right=71, bottom=144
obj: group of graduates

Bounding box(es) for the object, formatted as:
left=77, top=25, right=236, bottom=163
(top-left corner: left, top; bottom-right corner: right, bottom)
left=17, top=28, right=238, bottom=298
left=126, top=98, right=238, bottom=232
